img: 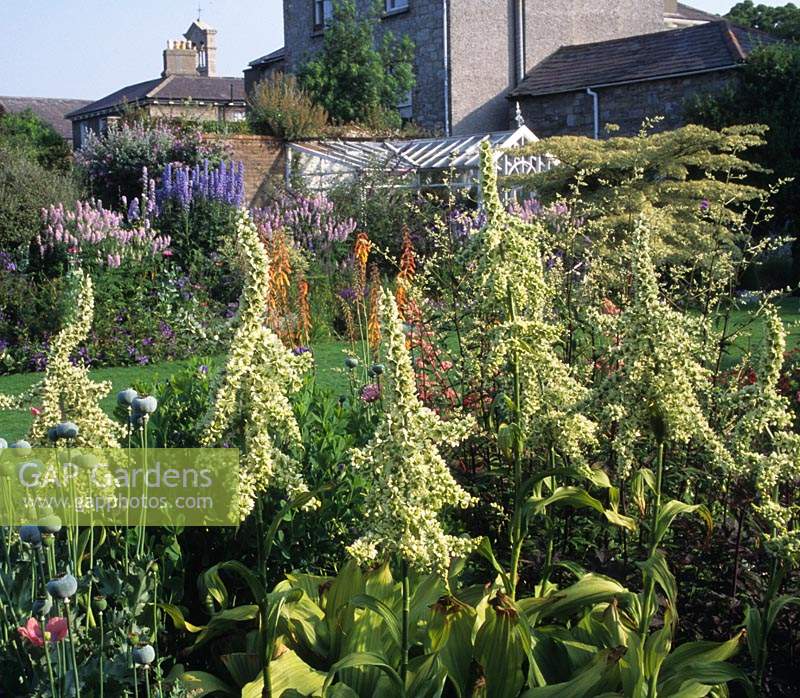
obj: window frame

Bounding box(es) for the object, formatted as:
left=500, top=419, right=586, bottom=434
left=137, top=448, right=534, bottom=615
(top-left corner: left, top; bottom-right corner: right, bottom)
left=313, top=0, right=333, bottom=30
left=385, top=0, right=410, bottom=14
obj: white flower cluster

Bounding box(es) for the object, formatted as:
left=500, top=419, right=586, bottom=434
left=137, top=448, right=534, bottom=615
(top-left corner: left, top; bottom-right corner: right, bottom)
left=0, top=271, right=123, bottom=448
left=468, top=143, right=596, bottom=461
left=732, top=308, right=800, bottom=562
left=200, top=210, right=313, bottom=520
left=596, top=227, right=729, bottom=477
left=348, top=289, right=476, bottom=577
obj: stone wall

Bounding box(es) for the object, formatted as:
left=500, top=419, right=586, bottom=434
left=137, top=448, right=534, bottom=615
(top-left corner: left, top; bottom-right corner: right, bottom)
left=449, top=0, right=666, bottom=135
left=210, top=134, right=286, bottom=207
left=522, top=0, right=666, bottom=74
left=516, top=70, right=739, bottom=138
left=449, top=0, right=515, bottom=134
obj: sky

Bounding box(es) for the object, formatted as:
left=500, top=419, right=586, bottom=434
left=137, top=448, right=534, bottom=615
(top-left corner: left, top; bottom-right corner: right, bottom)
left=0, top=0, right=789, bottom=100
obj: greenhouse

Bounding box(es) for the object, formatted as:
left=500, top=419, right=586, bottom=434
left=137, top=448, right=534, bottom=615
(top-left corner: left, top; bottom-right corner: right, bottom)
left=286, top=124, right=557, bottom=191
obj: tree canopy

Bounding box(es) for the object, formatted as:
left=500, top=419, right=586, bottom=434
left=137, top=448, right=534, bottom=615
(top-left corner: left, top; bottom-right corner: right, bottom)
left=727, top=1, right=800, bottom=41
left=686, top=43, right=800, bottom=241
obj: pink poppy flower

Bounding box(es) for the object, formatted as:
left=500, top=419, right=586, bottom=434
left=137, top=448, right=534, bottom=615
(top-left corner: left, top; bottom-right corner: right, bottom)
left=30, top=407, right=42, bottom=416
left=18, top=617, right=68, bottom=647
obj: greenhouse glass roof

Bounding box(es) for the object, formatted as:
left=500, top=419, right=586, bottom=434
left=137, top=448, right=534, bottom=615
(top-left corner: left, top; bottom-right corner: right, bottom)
left=286, top=125, right=556, bottom=190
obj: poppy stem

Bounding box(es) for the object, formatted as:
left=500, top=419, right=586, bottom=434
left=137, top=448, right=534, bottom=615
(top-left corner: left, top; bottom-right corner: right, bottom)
left=98, top=611, right=104, bottom=698
left=64, top=600, right=81, bottom=698
left=40, top=616, right=58, bottom=698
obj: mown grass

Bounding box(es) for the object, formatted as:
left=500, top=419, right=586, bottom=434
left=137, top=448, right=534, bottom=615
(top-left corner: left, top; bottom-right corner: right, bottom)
left=0, top=340, right=352, bottom=442
left=1, top=301, right=798, bottom=442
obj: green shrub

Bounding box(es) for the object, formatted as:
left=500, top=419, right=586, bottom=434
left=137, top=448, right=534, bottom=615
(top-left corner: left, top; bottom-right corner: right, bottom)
left=0, top=109, right=72, bottom=171
left=247, top=72, right=330, bottom=140
left=0, top=146, right=83, bottom=261
left=199, top=119, right=253, bottom=135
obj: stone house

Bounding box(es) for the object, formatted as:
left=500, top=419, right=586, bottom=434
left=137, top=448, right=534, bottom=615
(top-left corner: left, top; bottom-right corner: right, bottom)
left=68, top=21, right=246, bottom=149
left=244, top=1, right=730, bottom=136
left=509, top=20, right=780, bottom=138
left=245, top=0, right=668, bottom=135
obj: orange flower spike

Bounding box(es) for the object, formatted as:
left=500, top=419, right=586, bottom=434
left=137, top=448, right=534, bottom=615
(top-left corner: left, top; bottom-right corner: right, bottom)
left=354, top=232, right=371, bottom=268
left=398, top=227, right=416, bottom=281
left=367, top=264, right=381, bottom=351
left=354, top=232, right=371, bottom=296
left=396, top=227, right=417, bottom=318
left=298, top=276, right=312, bottom=346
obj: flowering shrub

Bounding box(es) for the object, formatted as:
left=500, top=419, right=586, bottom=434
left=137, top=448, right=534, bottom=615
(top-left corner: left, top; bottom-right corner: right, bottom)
left=76, top=119, right=229, bottom=204
left=0, top=270, right=122, bottom=446
left=347, top=289, right=475, bottom=576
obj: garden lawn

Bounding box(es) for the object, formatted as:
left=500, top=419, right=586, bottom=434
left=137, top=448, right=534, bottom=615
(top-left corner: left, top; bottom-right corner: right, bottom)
left=0, top=340, right=350, bottom=442
left=1, top=301, right=798, bottom=443
left=718, top=297, right=800, bottom=366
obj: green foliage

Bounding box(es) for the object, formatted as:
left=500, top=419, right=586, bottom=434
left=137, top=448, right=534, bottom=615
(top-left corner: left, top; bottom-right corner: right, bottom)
left=298, top=0, right=415, bottom=127
left=727, top=0, right=800, bottom=41
left=0, top=109, right=72, bottom=171
left=686, top=43, right=800, bottom=271
left=248, top=72, right=330, bottom=140
left=175, top=556, right=749, bottom=697
left=511, top=124, right=767, bottom=273
left=199, top=120, right=253, bottom=135
left=0, top=146, right=82, bottom=260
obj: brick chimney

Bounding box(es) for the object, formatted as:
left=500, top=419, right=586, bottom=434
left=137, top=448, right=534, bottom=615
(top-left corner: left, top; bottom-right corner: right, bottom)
left=162, top=40, right=198, bottom=77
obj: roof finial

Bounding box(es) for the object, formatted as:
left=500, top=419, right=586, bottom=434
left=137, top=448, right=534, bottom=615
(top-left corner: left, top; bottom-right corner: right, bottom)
left=197, top=2, right=203, bottom=20
left=514, top=101, right=525, bottom=129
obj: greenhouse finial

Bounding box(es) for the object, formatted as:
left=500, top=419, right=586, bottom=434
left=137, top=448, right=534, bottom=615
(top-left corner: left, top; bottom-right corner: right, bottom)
left=515, top=101, right=525, bottom=129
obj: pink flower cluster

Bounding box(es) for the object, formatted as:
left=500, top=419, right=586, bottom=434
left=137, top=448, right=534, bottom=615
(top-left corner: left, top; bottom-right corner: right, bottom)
left=253, top=193, right=356, bottom=261
left=38, top=200, right=171, bottom=268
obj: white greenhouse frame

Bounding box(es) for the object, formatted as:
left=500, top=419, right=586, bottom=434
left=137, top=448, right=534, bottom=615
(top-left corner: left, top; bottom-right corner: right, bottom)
left=285, top=125, right=556, bottom=192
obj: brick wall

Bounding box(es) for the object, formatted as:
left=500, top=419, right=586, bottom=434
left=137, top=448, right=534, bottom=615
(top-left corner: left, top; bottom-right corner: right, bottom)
left=210, top=134, right=286, bottom=207
left=517, top=70, right=739, bottom=138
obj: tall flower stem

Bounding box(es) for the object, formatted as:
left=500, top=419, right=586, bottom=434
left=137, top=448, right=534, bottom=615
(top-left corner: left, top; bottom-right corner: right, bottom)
left=40, top=616, right=58, bottom=698
left=639, top=441, right=665, bottom=638
left=507, top=287, right=524, bottom=600
left=98, top=610, right=104, bottom=698
left=755, top=482, right=785, bottom=689
left=401, top=559, right=410, bottom=687
left=64, top=600, right=81, bottom=698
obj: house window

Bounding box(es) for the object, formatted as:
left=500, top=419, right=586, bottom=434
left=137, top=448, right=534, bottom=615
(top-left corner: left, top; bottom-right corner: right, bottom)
left=314, top=0, right=333, bottom=29
left=386, top=0, right=409, bottom=12
left=398, top=90, right=413, bottom=120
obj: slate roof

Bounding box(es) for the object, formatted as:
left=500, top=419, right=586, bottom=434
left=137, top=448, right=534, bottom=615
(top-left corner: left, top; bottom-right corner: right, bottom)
left=66, top=75, right=245, bottom=120
left=510, top=21, right=780, bottom=98
left=248, top=47, right=286, bottom=67
left=0, top=96, right=92, bottom=140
